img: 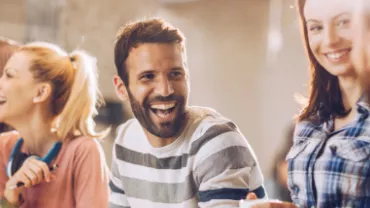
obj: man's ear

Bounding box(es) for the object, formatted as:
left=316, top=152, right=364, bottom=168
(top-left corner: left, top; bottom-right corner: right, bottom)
left=113, top=75, right=129, bottom=101
left=33, top=83, right=52, bottom=103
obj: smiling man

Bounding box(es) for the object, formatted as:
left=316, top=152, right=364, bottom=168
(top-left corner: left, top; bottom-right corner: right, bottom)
left=109, top=18, right=265, bottom=208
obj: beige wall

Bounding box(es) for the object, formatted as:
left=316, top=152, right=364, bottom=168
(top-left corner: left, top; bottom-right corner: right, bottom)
left=0, top=0, right=25, bottom=41
left=60, top=0, right=163, bottom=100
left=259, top=1, right=308, bottom=173
left=0, top=0, right=309, bottom=176
left=158, top=0, right=271, bottom=174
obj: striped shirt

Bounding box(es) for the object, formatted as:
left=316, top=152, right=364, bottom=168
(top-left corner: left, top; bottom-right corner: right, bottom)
left=287, top=100, right=370, bottom=207
left=109, top=106, right=265, bottom=208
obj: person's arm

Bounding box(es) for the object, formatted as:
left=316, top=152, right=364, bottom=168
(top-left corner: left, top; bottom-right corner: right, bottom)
left=0, top=132, right=19, bottom=198
left=108, top=143, right=130, bottom=208
left=194, top=130, right=265, bottom=208
left=73, top=139, right=109, bottom=208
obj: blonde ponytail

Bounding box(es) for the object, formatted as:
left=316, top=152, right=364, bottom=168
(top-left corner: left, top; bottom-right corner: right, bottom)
left=55, top=50, right=110, bottom=139
left=20, top=42, right=109, bottom=140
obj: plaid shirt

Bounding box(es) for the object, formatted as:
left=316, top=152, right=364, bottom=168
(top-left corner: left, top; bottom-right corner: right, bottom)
left=287, top=100, right=370, bottom=208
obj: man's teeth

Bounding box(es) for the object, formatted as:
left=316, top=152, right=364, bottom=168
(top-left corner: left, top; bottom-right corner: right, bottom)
left=150, top=103, right=175, bottom=110
left=326, top=50, right=348, bottom=59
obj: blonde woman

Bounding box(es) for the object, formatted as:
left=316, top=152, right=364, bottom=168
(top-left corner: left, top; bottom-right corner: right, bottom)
left=0, top=42, right=109, bottom=207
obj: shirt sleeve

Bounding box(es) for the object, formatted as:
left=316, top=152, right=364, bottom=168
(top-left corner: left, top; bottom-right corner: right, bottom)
left=72, top=138, right=110, bottom=208
left=194, top=130, right=265, bottom=208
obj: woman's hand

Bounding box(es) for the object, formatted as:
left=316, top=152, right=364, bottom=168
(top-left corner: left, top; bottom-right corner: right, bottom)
left=244, top=193, right=298, bottom=208
left=3, top=157, right=52, bottom=205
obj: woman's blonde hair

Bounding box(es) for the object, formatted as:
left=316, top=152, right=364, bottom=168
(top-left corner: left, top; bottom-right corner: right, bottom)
left=19, top=42, right=109, bottom=140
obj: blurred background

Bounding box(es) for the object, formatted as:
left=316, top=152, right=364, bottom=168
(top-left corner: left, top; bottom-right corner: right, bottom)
left=1, top=0, right=309, bottom=200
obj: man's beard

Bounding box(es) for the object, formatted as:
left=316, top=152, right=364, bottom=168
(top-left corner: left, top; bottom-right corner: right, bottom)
left=127, top=90, right=187, bottom=139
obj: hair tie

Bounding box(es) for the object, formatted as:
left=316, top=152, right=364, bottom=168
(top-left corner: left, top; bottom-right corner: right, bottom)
left=69, top=55, right=77, bottom=70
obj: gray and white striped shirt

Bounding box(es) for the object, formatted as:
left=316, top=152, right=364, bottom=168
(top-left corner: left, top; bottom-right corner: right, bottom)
left=109, top=106, right=265, bottom=208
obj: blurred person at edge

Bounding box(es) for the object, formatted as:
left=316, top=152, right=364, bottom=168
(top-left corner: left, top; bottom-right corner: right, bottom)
left=0, top=37, right=21, bottom=133
left=352, top=0, right=370, bottom=85
left=264, top=124, right=294, bottom=203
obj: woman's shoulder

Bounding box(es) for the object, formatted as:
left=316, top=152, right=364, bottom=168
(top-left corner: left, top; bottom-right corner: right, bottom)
left=0, top=131, right=21, bottom=163
left=293, top=119, right=326, bottom=142
left=62, top=136, right=107, bottom=173
left=64, top=136, right=105, bottom=157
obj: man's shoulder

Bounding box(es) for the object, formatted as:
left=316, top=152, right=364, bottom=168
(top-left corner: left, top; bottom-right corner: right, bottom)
left=187, top=106, right=246, bottom=152
left=188, top=106, right=235, bottom=129
left=189, top=106, right=240, bottom=135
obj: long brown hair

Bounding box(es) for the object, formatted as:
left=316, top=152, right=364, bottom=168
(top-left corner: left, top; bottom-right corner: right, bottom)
left=0, top=37, right=21, bottom=133
left=297, top=0, right=349, bottom=123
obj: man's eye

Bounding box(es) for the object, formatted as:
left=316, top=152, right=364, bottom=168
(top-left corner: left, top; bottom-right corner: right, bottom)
left=141, top=73, right=155, bottom=80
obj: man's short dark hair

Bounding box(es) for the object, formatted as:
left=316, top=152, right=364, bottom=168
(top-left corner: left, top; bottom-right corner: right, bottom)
left=114, top=18, right=185, bottom=86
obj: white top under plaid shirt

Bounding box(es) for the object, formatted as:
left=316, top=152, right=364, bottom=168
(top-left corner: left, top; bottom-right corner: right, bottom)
left=287, top=99, right=370, bottom=208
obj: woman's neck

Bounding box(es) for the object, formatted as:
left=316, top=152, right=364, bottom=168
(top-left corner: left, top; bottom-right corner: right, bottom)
left=334, top=75, right=363, bottom=131
left=12, top=112, right=57, bottom=157
left=338, top=75, right=363, bottom=110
